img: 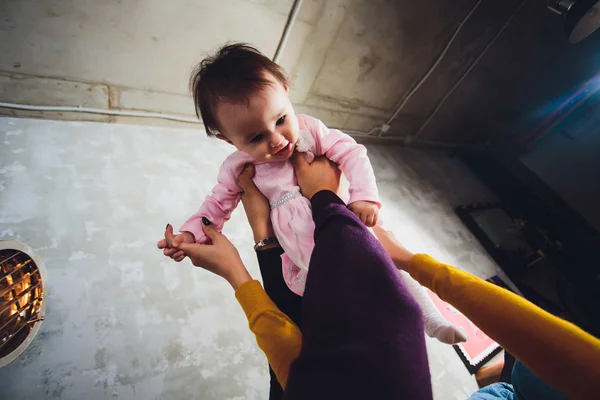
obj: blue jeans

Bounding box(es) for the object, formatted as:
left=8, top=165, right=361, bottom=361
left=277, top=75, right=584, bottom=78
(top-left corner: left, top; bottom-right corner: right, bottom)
left=467, top=361, right=567, bottom=400
left=467, top=382, right=515, bottom=400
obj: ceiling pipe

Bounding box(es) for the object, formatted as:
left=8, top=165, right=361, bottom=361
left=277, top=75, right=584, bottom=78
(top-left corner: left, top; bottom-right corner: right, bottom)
left=273, top=0, right=304, bottom=64
left=411, top=0, right=529, bottom=142
left=0, top=101, right=200, bottom=123
left=377, top=0, right=483, bottom=138
left=0, top=101, right=484, bottom=149
left=336, top=126, right=488, bottom=151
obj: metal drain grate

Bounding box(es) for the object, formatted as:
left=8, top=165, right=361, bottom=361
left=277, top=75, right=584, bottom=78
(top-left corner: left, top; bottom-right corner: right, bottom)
left=0, top=241, right=46, bottom=367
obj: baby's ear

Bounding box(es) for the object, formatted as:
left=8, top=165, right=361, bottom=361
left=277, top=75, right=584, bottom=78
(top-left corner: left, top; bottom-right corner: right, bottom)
left=215, top=134, right=233, bottom=145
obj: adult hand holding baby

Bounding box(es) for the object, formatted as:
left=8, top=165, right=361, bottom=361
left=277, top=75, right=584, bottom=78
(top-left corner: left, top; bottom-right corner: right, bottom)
left=159, top=220, right=251, bottom=290
left=238, top=163, right=276, bottom=244
left=291, top=151, right=341, bottom=200
left=156, top=226, right=195, bottom=262
left=291, top=151, right=379, bottom=226
left=372, top=225, right=414, bottom=271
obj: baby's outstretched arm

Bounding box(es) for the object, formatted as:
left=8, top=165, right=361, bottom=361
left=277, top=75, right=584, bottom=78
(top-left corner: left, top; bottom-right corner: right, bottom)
left=158, top=152, right=249, bottom=261
left=179, top=178, right=243, bottom=243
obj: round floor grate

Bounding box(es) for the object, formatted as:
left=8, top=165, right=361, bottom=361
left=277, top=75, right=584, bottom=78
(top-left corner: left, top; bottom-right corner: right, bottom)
left=0, top=241, right=47, bottom=367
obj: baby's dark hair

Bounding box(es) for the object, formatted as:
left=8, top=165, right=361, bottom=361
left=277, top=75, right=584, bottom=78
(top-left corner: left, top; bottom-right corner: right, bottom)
left=190, top=43, right=290, bottom=136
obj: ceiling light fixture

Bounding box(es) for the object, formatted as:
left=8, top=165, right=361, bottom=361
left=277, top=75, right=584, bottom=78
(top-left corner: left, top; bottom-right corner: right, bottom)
left=548, top=0, right=600, bottom=43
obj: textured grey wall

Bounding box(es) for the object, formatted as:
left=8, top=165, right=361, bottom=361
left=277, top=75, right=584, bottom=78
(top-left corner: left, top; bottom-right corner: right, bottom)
left=3, top=0, right=600, bottom=147
left=0, top=0, right=535, bottom=142
left=0, top=117, right=502, bottom=399
left=0, top=118, right=268, bottom=399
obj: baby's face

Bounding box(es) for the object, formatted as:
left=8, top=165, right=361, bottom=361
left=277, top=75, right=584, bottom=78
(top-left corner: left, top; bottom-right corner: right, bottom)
left=214, top=74, right=299, bottom=163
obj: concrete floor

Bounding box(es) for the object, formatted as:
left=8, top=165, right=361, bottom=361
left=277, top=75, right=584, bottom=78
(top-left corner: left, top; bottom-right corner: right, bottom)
left=0, top=117, right=504, bottom=399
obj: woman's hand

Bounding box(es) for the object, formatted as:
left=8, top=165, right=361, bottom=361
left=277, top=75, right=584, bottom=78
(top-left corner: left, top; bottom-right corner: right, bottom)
left=291, top=152, right=341, bottom=200
left=372, top=225, right=415, bottom=271
left=167, top=221, right=252, bottom=289
left=237, top=164, right=278, bottom=248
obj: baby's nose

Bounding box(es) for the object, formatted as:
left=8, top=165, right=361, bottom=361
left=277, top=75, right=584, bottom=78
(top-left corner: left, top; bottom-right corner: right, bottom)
left=269, top=134, right=285, bottom=148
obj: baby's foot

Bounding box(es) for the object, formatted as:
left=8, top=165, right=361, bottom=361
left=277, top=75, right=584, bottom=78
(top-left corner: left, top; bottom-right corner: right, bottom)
left=426, top=323, right=468, bottom=344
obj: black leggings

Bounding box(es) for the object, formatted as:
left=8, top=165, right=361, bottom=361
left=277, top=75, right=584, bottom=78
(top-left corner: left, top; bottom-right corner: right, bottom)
left=256, top=247, right=303, bottom=400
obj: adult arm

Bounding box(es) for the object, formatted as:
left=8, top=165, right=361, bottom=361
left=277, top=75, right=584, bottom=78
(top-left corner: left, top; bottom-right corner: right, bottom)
left=285, top=154, right=432, bottom=400
left=237, top=164, right=305, bottom=388
left=175, top=174, right=303, bottom=390
left=234, top=280, right=302, bottom=388
left=374, top=226, right=600, bottom=400
left=237, top=163, right=303, bottom=325
left=409, top=254, right=600, bottom=400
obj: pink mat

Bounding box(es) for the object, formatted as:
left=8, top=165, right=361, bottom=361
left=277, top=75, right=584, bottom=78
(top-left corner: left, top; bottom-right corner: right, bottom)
left=426, top=289, right=501, bottom=373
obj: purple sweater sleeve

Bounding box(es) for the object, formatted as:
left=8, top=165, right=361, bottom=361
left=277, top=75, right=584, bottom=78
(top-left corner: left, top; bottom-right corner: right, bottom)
left=284, top=190, right=432, bottom=400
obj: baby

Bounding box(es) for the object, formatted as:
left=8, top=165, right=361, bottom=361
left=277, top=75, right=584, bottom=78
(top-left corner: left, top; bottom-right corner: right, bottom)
left=160, top=43, right=466, bottom=344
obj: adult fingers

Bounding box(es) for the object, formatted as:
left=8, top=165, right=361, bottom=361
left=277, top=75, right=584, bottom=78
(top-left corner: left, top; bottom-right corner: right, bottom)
left=172, top=250, right=184, bottom=259
left=238, top=163, right=257, bottom=189
left=163, top=247, right=177, bottom=257
left=372, top=225, right=399, bottom=245
left=172, top=235, right=183, bottom=248
left=174, top=253, right=186, bottom=262
left=373, top=225, right=395, bottom=242
left=327, top=158, right=342, bottom=178
left=201, top=219, right=219, bottom=241
left=176, top=242, right=205, bottom=265
left=291, top=150, right=309, bottom=171
left=241, top=163, right=256, bottom=177
left=372, top=225, right=388, bottom=238
left=386, top=228, right=399, bottom=241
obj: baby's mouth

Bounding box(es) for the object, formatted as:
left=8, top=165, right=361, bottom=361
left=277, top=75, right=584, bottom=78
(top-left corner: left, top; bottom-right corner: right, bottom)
left=275, top=142, right=294, bottom=157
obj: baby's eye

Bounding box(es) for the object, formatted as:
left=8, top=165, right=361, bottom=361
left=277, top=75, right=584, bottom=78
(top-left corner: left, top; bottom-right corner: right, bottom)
left=276, top=115, right=286, bottom=126
left=250, top=134, right=264, bottom=144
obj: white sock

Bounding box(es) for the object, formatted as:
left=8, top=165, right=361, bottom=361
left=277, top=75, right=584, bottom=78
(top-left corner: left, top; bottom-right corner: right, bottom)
left=399, top=270, right=468, bottom=344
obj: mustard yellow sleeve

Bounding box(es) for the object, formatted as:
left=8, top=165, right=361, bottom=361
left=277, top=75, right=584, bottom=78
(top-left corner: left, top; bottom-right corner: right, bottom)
left=235, top=280, right=302, bottom=388
left=408, top=254, right=600, bottom=399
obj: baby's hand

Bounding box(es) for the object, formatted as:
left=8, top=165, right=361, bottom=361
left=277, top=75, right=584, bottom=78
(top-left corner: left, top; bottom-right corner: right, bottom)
left=349, top=201, right=379, bottom=227
left=157, top=225, right=196, bottom=262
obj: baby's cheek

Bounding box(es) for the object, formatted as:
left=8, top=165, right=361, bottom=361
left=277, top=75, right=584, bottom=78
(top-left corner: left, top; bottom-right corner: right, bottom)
left=289, top=118, right=300, bottom=140
left=250, top=144, right=270, bottom=162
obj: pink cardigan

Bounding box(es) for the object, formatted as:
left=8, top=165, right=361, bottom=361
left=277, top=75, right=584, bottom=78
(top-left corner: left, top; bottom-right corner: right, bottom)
left=180, top=114, right=380, bottom=295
